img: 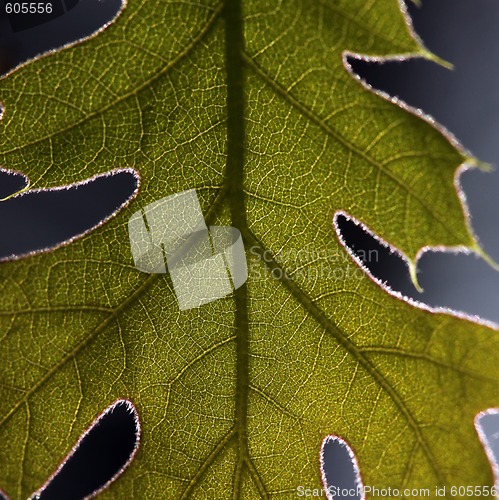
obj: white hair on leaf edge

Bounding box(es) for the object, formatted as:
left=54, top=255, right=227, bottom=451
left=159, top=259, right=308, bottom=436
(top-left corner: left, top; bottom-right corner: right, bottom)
left=475, top=408, right=499, bottom=489
left=340, top=0, right=498, bottom=287
left=0, top=1, right=127, bottom=83
left=0, top=167, right=29, bottom=201
left=341, top=51, right=495, bottom=268
left=333, top=210, right=499, bottom=331
left=30, top=399, right=140, bottom=500
left=320, top=435, right=365, bottom=500
left=0, top=167, right=140, bottom=263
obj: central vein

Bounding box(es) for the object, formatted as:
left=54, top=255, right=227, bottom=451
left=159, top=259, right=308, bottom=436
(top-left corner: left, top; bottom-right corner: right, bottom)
left=223, top=0, right=250, bottom=494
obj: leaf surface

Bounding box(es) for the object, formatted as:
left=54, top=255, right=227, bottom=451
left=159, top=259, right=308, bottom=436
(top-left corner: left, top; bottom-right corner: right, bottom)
left=0, top=0, right=497, bottom=498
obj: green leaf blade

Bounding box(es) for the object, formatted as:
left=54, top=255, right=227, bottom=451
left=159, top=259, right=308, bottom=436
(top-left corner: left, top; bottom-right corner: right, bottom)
left=0, top=0, right=497, bottom=498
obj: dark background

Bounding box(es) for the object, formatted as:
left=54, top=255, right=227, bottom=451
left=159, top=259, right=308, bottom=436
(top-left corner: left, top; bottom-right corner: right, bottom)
left=0, top=0, right=498, bottom=497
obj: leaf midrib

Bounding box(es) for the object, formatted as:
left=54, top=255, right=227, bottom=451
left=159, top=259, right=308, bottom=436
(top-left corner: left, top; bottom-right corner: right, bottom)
left=223, top=0, right=254, bottom=496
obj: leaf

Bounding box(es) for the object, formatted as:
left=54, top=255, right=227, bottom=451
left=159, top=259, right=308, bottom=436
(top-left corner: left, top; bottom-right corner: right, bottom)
left=0, top=0, right=497, bottom=498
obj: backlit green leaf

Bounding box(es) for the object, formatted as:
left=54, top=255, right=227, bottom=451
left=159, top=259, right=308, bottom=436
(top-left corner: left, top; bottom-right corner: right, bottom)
left=0, top=0, right=497, bottom=498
